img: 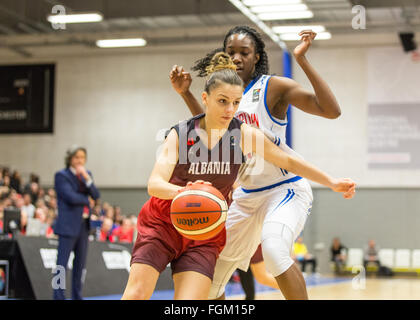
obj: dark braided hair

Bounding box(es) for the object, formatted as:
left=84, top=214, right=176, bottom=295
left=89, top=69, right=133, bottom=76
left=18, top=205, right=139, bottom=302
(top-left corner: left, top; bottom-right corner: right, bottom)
left=192, top=26, right=269, bottom=79
left=204, top=52, right=243, bottom=94
left=192, top=47, right=224, bottom=78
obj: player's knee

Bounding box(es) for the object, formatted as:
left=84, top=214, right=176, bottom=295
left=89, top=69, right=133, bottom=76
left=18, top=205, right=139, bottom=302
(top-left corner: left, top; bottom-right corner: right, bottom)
left=122, top=277, right=152, bottom=300
left=261, top=223, right=294, bottom=277
left=122, top=284, right=150, bottom=300
left=208, top=282, right=226, bottom=300
left=208, top=258, right=239, bottom=299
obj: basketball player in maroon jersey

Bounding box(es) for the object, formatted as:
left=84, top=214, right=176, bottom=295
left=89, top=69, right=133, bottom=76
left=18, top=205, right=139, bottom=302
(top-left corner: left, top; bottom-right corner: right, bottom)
left=121, top=53, right=355, bottom=300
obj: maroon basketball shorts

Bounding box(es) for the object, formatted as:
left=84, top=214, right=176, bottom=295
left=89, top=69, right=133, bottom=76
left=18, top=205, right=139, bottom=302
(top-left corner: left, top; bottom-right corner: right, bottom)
left=130, top=197, right=225, bottom=280
left=250, top=244, right=264, bottom=264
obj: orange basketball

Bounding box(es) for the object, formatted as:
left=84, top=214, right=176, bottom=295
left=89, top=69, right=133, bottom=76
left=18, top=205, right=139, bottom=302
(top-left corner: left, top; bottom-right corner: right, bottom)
left=170, top=184, right=228, bottom=241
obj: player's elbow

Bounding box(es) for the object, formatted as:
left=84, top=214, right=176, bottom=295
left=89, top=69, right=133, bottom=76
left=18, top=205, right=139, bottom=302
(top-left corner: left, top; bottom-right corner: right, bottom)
left=147, top=178, right=158, bottom=197
left=326, top=108, right=341, bottom=119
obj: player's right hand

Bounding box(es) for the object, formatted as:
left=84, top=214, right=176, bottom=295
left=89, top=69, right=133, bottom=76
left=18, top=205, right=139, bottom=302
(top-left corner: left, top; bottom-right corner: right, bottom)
left=170, top=65, right=192, bottom=95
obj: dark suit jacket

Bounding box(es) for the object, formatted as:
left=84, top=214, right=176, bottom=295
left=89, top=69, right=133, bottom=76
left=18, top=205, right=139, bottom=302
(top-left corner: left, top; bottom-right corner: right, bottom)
left=54, top=168, right=100, bottom=237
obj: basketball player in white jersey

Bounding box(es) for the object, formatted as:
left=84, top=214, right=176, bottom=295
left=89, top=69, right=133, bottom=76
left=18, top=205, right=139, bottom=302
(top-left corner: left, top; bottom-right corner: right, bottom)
left=170, top=26, right=350, bottom=300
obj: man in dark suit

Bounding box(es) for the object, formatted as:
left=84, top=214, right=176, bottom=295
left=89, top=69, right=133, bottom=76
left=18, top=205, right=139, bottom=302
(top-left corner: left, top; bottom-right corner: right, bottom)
left=52, top=145, right=100, bottom=300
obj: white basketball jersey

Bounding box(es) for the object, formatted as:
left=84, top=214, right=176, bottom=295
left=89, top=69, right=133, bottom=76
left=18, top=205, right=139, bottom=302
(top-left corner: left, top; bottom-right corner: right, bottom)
left=235, top=75, right=304, bottom=191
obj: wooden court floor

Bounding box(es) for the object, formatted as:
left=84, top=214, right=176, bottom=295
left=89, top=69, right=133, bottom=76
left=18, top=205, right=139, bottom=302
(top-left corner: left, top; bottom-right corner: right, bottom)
left=227, top=274, right=420, bottom=300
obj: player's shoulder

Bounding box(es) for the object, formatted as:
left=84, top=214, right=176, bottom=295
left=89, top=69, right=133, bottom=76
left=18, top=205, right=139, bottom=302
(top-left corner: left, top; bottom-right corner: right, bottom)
left=266, top=75, right=298, bottom=97
left=173, top=113, right=204, bottom=130
left=267, top=74, right=296, bottom=86
left=166, top=113, right=205, bottom=139
left=231, top=116, right=244, bottom=128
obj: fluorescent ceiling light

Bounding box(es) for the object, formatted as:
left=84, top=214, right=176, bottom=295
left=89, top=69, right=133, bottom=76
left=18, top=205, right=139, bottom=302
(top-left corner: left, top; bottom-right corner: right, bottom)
left=250, top=4, right=308, bottom=13
left=229, top=0, right=287, bottom=50
left=258, top=10, right=313, bottom=20
left=243, top=0, right=302, bottom=5
left=273, top=25, right=326, bottom=33
left=47, top=13, right=103, bottom=24
left=280, top=31, right=331, bottom=40
left=96, top=38, right=147, bottom=48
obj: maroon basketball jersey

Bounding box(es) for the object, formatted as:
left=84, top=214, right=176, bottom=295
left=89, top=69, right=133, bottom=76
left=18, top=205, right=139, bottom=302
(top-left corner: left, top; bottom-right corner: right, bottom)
left=169, top=113, right=245, bottom=201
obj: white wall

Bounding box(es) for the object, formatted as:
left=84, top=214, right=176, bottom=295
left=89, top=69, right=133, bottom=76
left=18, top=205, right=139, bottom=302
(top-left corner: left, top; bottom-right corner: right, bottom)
left=1, top=42, right=419, bottom=188
left=0, top=46, right=282, bottom=187
left=0, top=51, right=198, bottom=186
left=292, top=45, right=420, bottom=187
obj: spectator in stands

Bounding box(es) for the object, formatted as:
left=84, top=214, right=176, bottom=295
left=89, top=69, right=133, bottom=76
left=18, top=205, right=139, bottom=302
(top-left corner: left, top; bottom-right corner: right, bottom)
left=91, top=205, right=102, bottom=220
left=47, top=196, right=57, bottom=212
left=38, top=187, right=46, bottom=202
left=28, top=182, right=40, bottom=204
left=22, top=193, right=35, bottom=218
left=2, top=197, right=12, bottom=208
left=99, top=217, right=115, bottom=242
left=114, top=206, right=123, bottom=225
left=10, top=170, right=22, bottom=193
left=293, top=236, right=318, bottom=276
left=129, top=214, right=137, bottom=225
left=2, top=175, right=10, bottom=190
left=45, top=211, right=56, bottom=238
left=0, top=167, right=10, bottom=181
left=34, top=207, right=47, bottom=222
left=331, top=237, right=347, bottom=275
left=46, top=188, right=56, bottom=200
left=103, top=205, right=114, bottom=221
left=8, top=189, right=19, bottom=206
left=14, top=194, right=24, bottom=211
left=35, top=199, right=50, bottom=218
left=112, top=217, right=134, bottom=243
left=23, top=173, right=39, bottom=194
left=101, top=202, right=111, bottom=217
left=364, top=239, right=381, bottom=270
left=0, top=185, right=9, bottom=200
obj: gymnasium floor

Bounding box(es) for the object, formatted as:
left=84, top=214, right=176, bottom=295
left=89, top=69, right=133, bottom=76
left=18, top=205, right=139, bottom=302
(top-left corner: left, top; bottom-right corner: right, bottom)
left=83, top=274, right=420, bottom=300
left=253, top=275, right=420, bottom=300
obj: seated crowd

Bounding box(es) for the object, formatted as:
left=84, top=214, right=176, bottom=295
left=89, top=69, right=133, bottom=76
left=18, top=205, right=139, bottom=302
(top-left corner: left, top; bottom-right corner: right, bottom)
left=0, top=166, right=136, bottom=243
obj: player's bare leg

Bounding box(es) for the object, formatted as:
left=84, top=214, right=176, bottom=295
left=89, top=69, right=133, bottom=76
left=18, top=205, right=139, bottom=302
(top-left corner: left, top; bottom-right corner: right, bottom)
left=275, top=262, right=308, bottom=300
left=173, top=271, right=212, bottom=300
left=121, top=263, right=159, bottom=300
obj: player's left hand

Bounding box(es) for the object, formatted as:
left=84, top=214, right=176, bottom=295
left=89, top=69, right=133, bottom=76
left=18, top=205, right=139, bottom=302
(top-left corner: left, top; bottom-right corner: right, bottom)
left=178, top=180, right=212, bottom=193
left=293, top=30, right=316, bottom=59
left=170, top=65, right=192, bottom=95
left=331, top=178, right=356, bottom=199
left=186, top=180, right=212, bottom=186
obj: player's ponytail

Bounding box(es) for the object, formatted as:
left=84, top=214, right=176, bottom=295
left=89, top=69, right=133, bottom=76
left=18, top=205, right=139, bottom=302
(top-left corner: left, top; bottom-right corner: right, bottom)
left=203, top=52, right=243, bottom=93
left=192, top=48, right=224, bottom=78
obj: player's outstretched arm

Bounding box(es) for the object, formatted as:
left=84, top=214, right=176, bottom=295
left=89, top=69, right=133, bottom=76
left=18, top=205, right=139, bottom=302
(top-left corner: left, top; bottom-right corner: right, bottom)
left=170, top=65, right=204, bottom=116
left=269, top=30, right=341, bottom=119
left=241, top=124, right=356, bottom=199
left=147, top=129, right=183, bottom=200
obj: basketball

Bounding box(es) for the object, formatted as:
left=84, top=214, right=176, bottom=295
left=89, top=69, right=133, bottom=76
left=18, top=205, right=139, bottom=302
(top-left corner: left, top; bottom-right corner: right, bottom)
left=170, top=184, right=228, bottom=241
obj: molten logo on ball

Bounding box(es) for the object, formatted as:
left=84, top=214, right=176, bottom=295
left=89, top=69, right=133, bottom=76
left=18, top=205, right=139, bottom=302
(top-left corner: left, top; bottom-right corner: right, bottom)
left=176, top=217, right=209, bottom=226
left=170, top=184, right=228, bottom=241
